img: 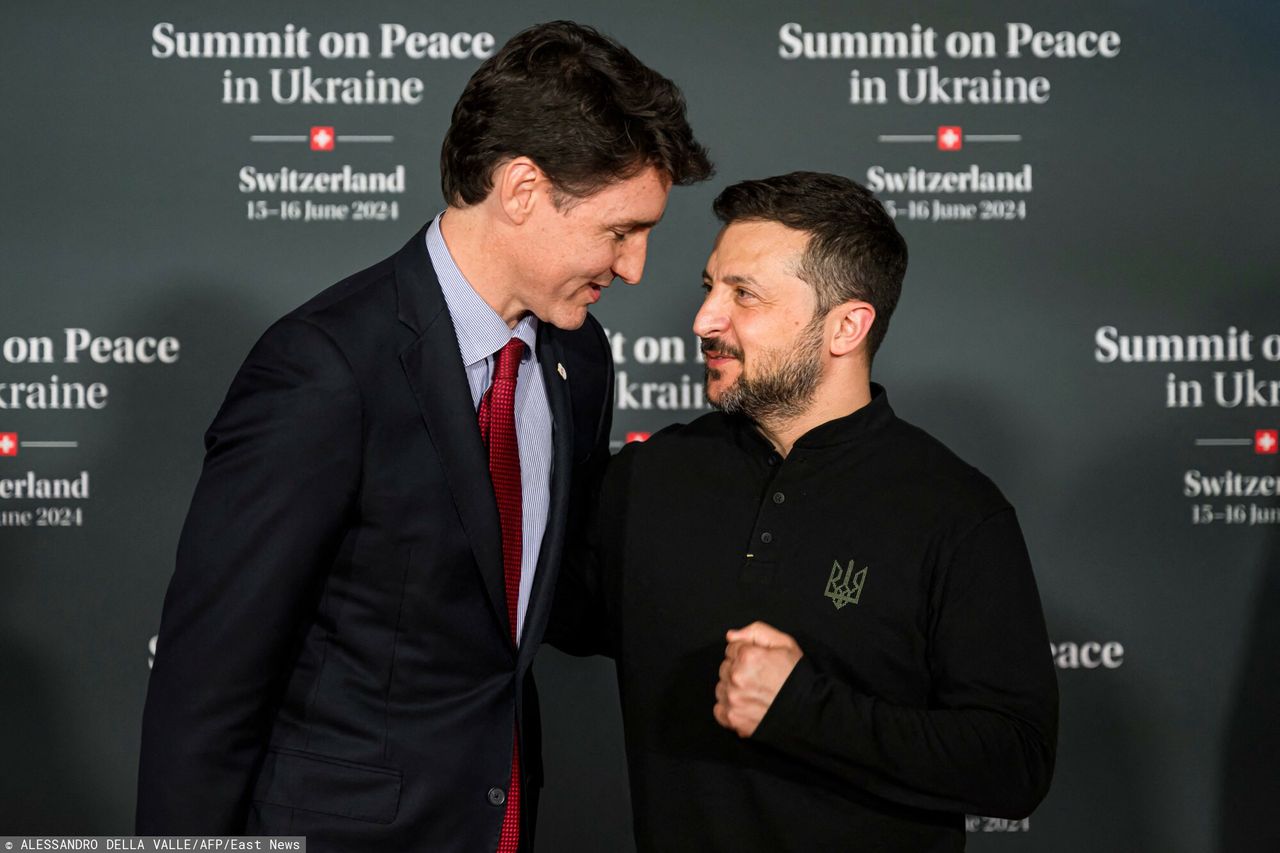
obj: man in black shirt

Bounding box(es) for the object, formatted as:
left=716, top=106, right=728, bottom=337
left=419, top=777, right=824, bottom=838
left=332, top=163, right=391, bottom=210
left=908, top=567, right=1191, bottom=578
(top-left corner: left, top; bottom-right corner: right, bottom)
left=555, top=172, right=1057, bottom=851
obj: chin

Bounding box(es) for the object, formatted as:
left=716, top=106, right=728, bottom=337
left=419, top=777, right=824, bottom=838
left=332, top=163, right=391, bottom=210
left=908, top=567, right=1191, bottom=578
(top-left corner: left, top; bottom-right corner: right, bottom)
left=547, top=306, right=590, bottom=331
left=706, top=368, right=739, bottom=389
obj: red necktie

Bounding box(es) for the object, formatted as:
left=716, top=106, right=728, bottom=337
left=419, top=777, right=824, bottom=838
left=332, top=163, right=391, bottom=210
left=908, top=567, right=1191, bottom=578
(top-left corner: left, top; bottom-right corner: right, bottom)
left=477, top=337, right=525, bottom=853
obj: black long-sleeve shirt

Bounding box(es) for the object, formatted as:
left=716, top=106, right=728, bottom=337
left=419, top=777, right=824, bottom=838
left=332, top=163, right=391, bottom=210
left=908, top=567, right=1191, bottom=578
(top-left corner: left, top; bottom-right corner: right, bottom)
left=556, top=385, right=1057, bottom=852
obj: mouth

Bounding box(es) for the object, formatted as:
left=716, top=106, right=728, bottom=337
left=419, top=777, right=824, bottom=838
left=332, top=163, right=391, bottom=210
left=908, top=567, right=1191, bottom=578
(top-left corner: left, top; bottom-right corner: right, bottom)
left=700, top=338, right=743, bottom=370
left=703, top=351, right=736, bottom=368
left=586, top=283, right=604, bottom=304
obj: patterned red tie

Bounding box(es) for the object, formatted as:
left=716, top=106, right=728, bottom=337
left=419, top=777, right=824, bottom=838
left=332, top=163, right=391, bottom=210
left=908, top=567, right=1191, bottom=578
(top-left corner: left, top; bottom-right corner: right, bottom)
left=477, top=337, right=525, bottom=853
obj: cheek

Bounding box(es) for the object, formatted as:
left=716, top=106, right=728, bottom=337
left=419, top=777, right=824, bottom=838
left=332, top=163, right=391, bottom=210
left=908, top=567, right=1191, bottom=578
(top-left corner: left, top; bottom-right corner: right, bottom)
left=552, top=239, right=608, bottom=285
left=588, top=244, right=618, bottom=275
left=574, top=228, right=616, bottom=264
left=738, top=316, right=789, bottom=359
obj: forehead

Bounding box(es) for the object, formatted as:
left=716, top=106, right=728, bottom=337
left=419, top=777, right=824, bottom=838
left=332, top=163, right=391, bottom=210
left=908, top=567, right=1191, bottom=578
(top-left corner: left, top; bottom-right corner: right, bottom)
left=707, top=220, right=811, bottom=281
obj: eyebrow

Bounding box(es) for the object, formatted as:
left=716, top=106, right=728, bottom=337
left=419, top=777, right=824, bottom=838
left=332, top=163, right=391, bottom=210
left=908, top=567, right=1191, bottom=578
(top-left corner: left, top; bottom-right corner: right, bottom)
left=613, top=216, right=663, bottom=231
left=702, top=270, right=759, bottom=287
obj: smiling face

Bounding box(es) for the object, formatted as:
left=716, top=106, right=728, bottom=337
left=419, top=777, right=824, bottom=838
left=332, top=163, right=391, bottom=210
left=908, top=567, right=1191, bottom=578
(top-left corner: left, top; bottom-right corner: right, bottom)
left=512, top=164, right=672, bottom=329
left=694, top=220, right=829, bottom=421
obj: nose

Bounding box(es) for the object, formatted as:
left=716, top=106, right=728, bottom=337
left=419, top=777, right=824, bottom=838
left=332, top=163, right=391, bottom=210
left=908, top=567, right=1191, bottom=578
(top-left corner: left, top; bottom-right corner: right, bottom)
left=612, top=233, right=649, bottom=285
left=692, top=287, right=728, bottom=339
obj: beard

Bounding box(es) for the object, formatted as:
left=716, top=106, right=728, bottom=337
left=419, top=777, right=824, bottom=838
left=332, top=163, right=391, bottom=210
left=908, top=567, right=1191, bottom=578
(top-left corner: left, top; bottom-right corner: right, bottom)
left=702, top=317, right=825, bottom=424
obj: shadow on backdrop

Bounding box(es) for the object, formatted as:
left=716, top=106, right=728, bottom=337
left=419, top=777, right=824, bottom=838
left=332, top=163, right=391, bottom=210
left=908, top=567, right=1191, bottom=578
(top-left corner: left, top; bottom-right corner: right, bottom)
left=1219, top=525, right=1280, bottom=853
left=0, top=283, right=264, bottom=830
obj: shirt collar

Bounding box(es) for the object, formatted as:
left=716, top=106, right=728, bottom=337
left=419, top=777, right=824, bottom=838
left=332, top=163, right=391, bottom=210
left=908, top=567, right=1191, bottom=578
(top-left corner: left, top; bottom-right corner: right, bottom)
left=792, top=383, right=895, bottom=447
left=426, top=212, right=539, bottom=367
left=732, top=383, right=896, bottom=454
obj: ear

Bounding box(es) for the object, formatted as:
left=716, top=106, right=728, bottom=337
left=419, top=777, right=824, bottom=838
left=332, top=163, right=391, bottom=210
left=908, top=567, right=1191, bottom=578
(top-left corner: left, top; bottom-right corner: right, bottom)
left=829, top=301, right=876, bottom=358
left=493, top=157, right=544, bottom=225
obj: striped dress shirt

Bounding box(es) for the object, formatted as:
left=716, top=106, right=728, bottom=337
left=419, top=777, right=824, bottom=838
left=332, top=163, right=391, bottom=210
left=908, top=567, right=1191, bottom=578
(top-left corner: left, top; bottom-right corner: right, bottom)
left=426, top=213, right=553, bottom=644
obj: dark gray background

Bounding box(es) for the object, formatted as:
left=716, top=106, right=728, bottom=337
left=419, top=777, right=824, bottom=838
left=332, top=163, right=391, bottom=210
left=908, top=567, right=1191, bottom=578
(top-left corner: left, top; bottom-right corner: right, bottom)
left=2, top=3, right=1277, bottom=850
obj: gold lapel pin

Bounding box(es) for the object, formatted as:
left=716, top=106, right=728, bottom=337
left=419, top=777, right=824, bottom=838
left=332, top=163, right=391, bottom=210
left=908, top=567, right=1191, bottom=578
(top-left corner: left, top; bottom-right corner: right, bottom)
left=556, top=362, right=567, bottom=380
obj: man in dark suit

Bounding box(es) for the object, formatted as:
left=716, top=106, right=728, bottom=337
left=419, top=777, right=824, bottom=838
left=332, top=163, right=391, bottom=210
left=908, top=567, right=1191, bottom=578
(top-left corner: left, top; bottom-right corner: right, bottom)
left=136, top=21, right=711, bottom=850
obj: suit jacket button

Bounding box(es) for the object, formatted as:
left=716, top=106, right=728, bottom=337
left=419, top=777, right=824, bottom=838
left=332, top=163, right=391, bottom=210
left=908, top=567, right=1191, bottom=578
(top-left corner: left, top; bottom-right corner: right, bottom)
left=487, top=786, right=507, bottom=806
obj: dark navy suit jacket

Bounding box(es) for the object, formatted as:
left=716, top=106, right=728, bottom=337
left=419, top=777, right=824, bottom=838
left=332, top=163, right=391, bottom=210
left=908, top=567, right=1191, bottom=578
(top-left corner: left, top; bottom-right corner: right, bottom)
left=137, top=227, right=613, bottom=850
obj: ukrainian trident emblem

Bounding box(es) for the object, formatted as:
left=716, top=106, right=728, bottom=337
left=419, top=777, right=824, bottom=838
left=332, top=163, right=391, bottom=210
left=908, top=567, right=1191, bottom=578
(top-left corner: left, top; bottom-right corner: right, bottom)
left=825, top=560, right=867, bottom=610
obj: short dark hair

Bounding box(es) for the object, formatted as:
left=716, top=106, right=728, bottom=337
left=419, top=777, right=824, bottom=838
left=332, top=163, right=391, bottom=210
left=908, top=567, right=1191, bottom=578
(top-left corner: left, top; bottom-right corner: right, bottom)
left=441, top=21, right=713, bottom=206
left=712, top=172, right=908, bottom=360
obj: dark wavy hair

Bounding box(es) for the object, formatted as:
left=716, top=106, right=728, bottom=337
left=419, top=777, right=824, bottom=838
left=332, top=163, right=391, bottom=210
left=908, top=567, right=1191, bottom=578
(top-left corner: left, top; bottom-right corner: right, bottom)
left=441, top=21, right=713, bottom=206
left=713, top=172, right=908, bottom=360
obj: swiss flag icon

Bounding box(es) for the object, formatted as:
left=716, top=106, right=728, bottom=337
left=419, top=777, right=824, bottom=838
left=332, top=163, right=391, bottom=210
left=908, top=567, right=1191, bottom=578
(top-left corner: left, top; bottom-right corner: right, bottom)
left=625, top=432, right=651, bottom=444
left=937, top=126, right=963, bottom=151
left=1255, top=429, right=1278, bottom=454
left=0, top=433, right=17, bottom=457
left=310, top=126, right=335, bottom=151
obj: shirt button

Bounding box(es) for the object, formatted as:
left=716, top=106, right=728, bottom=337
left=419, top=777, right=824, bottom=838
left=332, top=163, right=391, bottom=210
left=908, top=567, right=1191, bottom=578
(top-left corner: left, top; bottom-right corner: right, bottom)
left=772, top=492, right=785, bottom=504
left=760, top=532, right=773, bottom=544
left=487, top=787, right=506, bottom=806
left=767, top=453, right=781, bottom=466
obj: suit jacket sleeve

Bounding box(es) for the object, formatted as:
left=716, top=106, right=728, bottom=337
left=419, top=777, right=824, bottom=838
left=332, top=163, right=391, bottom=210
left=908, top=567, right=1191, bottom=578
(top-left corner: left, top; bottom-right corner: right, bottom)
left=137, top=317, right=362, bottom=832
left=751, top=508, right=1059, bottom=819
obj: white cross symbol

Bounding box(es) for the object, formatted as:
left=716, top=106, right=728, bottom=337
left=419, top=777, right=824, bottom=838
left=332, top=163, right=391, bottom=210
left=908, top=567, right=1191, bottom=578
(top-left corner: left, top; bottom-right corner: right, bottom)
left=0, top=435, right=15, bottom=454
left=1259, top=432, right=1276, bottom=452
left=312, top=128, right=333, bottom=149
left=940, top=129, right=960, bottom=148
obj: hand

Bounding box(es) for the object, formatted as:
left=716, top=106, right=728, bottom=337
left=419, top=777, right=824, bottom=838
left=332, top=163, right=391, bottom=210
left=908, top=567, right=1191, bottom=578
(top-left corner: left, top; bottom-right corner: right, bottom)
left=713, top=621, right=803, bottom=738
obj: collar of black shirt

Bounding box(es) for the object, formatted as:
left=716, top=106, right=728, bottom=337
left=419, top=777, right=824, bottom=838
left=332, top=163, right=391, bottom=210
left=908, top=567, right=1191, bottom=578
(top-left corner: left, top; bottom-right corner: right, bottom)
left=727, top=382, right=896, bottom=457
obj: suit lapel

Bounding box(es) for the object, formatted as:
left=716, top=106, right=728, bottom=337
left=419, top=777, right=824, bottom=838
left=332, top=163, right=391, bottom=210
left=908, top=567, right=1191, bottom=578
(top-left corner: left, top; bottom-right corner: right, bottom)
left=520, top=326, right=574, bottom=664
left=395, top=230, right=510, bottom=639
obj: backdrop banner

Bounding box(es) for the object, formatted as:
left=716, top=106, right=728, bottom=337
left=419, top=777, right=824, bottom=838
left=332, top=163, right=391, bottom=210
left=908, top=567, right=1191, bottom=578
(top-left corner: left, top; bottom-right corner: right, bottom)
left=2, top=4, right=1276, bottom=851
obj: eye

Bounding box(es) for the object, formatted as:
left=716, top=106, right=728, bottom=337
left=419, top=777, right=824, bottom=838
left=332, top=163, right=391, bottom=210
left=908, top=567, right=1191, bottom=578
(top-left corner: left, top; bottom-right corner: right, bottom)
left=610, top=229, right=628, bottom=242
left=734, top=287, right=755, bottom=301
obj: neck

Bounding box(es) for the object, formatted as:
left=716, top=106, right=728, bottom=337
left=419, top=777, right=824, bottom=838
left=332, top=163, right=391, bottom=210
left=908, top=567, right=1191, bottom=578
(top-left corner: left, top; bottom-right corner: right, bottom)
left=756, top=379, right=873, bottom=457
left=438, top=206, right=528, bottom=328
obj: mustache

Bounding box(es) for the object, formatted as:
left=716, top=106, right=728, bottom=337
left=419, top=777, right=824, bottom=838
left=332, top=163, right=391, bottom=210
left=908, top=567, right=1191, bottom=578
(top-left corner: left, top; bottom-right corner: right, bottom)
left=699, top=337, right=744, bottom=360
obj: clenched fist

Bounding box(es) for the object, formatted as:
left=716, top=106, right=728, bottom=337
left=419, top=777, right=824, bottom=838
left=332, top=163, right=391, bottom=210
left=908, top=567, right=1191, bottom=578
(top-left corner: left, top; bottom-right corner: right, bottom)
left=713, top=621, right=803, bottom=738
